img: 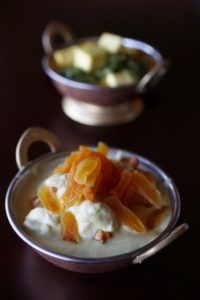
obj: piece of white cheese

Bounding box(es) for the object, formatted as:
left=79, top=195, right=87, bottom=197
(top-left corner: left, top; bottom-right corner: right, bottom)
left=53, top=46, right=76, bottom=68
left=73, top=41, right=106, bottom=72
left=68, top=200, right=118, bottom=239
left=44, top=173, right=68, bottom=199
left=98, top=32, right=123, bottom=53
left=105, top=71, right=137, bottom=87
left=24, top=207, right=60, bottom=236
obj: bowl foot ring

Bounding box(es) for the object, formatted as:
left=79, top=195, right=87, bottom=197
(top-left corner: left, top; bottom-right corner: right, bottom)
left=61, top=97, right=144, bottom=126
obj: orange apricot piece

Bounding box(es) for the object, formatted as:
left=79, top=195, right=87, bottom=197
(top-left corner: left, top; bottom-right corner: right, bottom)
left=74, top=157, right=101, bottom=187
left=146, top=206, right=168, bottom=230
left=61, top=211, right=79, bottom=243
left=82, top=173, right=103, bottom=201
left=37, top=185, right=63, bottom=214
left=52, top=164, right=66, bottom=175
left=97, top=142, right=108, bottom=156
left=64, top=152, right=80, bottom=173
left=79, top=145, right=92, bottom=157
left=92, top=152, right=121, bottom=196
left=60, top=144, right=121, bottom=203
left=121, top=183, right=136, bottom=205
left=104, top=196, right=146, bottom=233
left=128, top=193, right=150, bottom=206
left=62, top=192, right=84, bottom=209
left=111, top=169, right=132, bottom=198
left=138, top=169, right=156, bottom=183
left=131, top=171, right=161, bottom=208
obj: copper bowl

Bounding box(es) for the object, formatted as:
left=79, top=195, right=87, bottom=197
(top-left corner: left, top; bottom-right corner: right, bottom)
left=42, top=22, right=168, bottom=106
left=5, top=128, right=188, bottom=273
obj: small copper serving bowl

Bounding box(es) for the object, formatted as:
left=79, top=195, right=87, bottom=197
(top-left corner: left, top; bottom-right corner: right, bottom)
left=5, top=128, right=188, bottom=273
left=42, top=22, right=168, bottom=106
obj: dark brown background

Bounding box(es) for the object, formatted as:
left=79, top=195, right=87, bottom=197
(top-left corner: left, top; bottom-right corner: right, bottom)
left=0, top=0, right=199, bottom=299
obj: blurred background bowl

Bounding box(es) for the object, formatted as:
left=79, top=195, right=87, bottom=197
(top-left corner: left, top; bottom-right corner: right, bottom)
left=42, top=22, right=168, bottom=107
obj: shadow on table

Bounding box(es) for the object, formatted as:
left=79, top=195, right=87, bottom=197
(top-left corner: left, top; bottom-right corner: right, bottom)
left=16, top=241, right=191, bottom=300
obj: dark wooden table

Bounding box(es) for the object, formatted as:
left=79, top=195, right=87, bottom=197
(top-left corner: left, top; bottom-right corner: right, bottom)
left=0, top=0, right=199, bottom=299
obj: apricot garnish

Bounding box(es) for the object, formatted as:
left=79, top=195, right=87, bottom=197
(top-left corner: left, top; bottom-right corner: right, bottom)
left=74, top=157, right=101, bottom=187
left=138, top=169, right=155, bottom=183
left=63, top=151, right=81, bottom=173
left=52, top=164, right=66, bottom=174
left=37, top=185, right=63, bottom=214
left=121, top=181, right=136, bottom=205
left=82, top=173, right=103, bottom=200
left=61, top=145, right=121, bottom=205
left=61, top=211, right=79, bottom=243
left=128, top=193, right=150, bottom=206
left=110, top=169, right=158, bottom=206
left=104, top=196, right=146, bottom=233
left=111, top=169, right=132, bottom=198
left=97, top=142, right=108, bottom=156
left=62, top=192, right=84, bottom=209
left=79, top=145, right=92, bottom=156
left=146, top=206, right=168, bottom=230
left=131, top=171, right=161, bottom=208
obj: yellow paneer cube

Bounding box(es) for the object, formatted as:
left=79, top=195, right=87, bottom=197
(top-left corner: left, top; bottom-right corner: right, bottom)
left=98, top=32, right=123, bottom=53
left=73, top=42, right=106, bottom=72
left=53, top=46, right=76, bottom=68
left=105, top=71, right=137, bottom=87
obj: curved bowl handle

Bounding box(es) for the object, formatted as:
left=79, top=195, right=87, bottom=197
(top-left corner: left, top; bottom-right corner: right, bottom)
left=132, top=223, right=189, bottom=264
left=42, top=21, right=75, bottom=55
left=16, top=127, right=61, bottom=170
left=136, top=59, right=170, bottom=93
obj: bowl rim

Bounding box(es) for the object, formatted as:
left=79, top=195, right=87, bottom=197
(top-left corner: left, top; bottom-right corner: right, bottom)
left=5, top=148, right=180, bottom=265
left=42, top=36, right=165, bottom=91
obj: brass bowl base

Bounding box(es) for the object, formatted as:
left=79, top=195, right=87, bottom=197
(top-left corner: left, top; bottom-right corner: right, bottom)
left=61, top=97, right=144, bottom=126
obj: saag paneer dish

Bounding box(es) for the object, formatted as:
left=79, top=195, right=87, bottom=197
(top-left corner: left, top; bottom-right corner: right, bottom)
left=51, top=33, right=155, bottom=87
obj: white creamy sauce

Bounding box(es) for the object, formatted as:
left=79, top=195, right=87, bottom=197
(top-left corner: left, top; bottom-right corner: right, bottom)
left=23, top=172, right=172, bottom=258
left=29, top=212, right=171, bottom=258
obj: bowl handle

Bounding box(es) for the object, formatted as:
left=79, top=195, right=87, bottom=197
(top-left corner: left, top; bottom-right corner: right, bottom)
left=136, top=59, right=170, bottom=93
left=132, top=223, right=189, bottom=264
left=42, top=21, right=75, bottom=55
left=16, top=127, right=61, bottom=170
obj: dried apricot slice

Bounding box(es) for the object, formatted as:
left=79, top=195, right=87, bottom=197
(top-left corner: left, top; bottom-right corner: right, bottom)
left=62, top=192, right=84, bottom=209
left=91, top=152, right=121, bottom=196
left=79, top=145, right=92, bottom=156
left=146, top=206, right=168, bottom=230
left=121, top=182, right=136, bottom=205
left=52, top=164, right=66, bottom=174
left=37, top=185, right=63, bottom=214
left=62, top=157, right=84, bottom=200
left=97, top=142, right=108, bottom=156
left=138, top=169, right=156, bottom=183
left=131, top=171, right=161, bottom=208
left=74, top=157, right=101, bottom=187
left=61, top=211, right=79, bottom=243
left=128, top=193, right=150, bottom=206
left=63, top=151, right=81, bottom=173
left=104, top=196, right=146, bottom=233
left=82, top=173, right=103, bottom=200
left=111, top=169, right=132, bottom=198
